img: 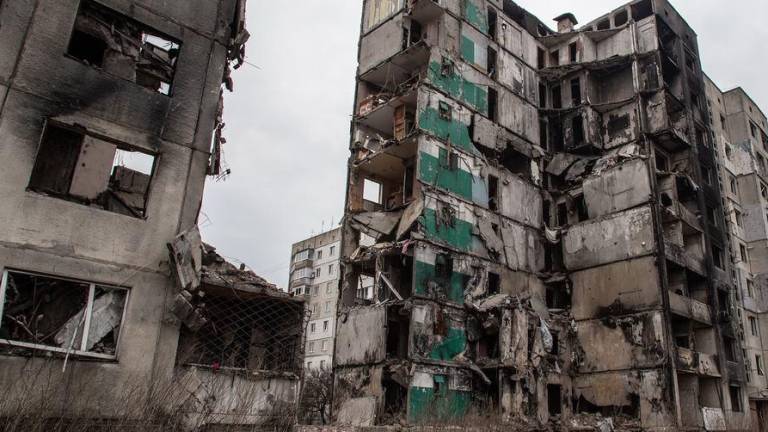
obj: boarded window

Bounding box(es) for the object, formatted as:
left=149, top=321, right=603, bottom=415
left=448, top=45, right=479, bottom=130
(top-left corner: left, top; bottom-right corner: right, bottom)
left=29, top=123, right=156, bottom=218
left=68, top=0, right=181, bottom=95
left=0, top=270, right=128, bottom=360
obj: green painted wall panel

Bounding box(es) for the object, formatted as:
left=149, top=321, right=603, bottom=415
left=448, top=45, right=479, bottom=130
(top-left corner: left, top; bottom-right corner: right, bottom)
left=419, top=150, right=473, bottom=200
left=460, top=36, right=475, bottom=64
left=413, top=260, right=467, bottom=303
left=421, top=207, right=474, bottom=251
left=408, top=381, right=472, bottom=423
left=464, top=0, right=489, bottom=33
left=429, top=327, right=467, bottom=361
left=418, top=107, right=475, bottom=153
left=427, top=61, right=488, bottom=114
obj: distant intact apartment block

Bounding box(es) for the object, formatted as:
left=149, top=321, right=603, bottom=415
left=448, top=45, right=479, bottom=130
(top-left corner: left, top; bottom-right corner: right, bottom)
left=290, top=228, right=343, bottom=369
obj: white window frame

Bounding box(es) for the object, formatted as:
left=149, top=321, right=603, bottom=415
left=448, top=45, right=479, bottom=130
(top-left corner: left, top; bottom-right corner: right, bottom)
left=0, top=269, right=129, bottom=361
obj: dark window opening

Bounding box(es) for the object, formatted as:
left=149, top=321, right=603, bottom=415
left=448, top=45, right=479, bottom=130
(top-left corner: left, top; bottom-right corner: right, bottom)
left=729, top=386, right=743, bottom=412
left=713, top=245, right=724, bottom=269
left=384, top=376, right=407, bottom=416
left=487, top=7, right=498, bottom=40
left=435, top=254, right=453, bottom=282
left=569, top=43, right=578, bottom=63
left=575, top=195, right=588, bottom=222
left=543, top=201, right=552, bottom=227
left=547, top=384, right=562, bottom=416
left=441, top=57, right=454, bottom=77
left=502, top=146, right=530, bottom=177
left=487, top=47, right=498, bottom=78
left=572, top=114, right=585, bottom=145
left=539, top=83, right=547, bottom=108
left=488, top=272, right=500, bottom=295
left=449, top=152, right=460, bottom=171
left=537, top=48, right=546, bottom=69
left=556, top=202, right=568, bottom=226
left=545, top=244, right=565, bottom=273
left=546, top=281, right=570, bottom=309
left=724, top=337, right=736, bottom=362
left=550, top=120, right=564, bottom=152
left=68, top=0, right=181, bottom=95
left=549, top=50, right=559, bottom=67
left=488, top=88, right=498, bottom=121
left=596, top=19, right=610, bottom=30
left=550, top=332, right=559, bottom=356
left=386, top=309, right=409, bottom=359
left=403, top=159, right=415, bottom=201
left=631, top=0, right=654, bottom=21
left=488, top=175, right=499, bottom=211
left=570, top=78, right=581, bottom=106
left=29, top=123, right=156, bottom=218
left=614, top=10, right=629, bottom=27
left=68, top=30, right=108, bottom=67
left=540, top=119, right=549, bottom=148
left=655, top=150, right=669, bottom=171
left=552, top=86, right=562, bottom=109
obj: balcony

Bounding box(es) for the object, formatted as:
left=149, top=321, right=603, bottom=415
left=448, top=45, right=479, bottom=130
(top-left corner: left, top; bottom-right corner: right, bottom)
left=676, top=347, right=721, bottom=377
left=408, top=0, right=444, bottom=23
left=669, top=291, right=712, bottom=325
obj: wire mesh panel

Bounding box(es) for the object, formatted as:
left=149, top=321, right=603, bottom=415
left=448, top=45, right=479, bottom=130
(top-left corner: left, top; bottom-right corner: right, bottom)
left=176, top=287, right=306, bottom=374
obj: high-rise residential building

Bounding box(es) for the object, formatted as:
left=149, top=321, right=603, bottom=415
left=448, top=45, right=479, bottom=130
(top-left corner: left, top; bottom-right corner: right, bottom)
left=290, top=228, right=342, bottom=369
left=331, top=0, right=756, bottom=430
left=706, top=77, right=768, bottom=427
left=0, top=0, right=307, bottom=428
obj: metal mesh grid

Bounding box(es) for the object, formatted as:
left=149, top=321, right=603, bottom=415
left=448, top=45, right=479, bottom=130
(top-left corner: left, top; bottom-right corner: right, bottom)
left=176, top=288, right=307, bottom=374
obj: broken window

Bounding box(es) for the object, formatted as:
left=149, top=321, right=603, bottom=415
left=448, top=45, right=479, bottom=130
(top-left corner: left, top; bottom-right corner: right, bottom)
left=539, top=84, right=547, bottom=108
left=386, top=305, right=409, bottom=359
left=487, top=46, right=498, bottom=78
left=724, top=337, right=737, bottom=362
left=176, top=287, right=304, bottom=373
left=68, top=0, right=181, bottom=95
left=758, top=355, right=765, bottom=376
left=546, top=281, right=570, bottom=309
left=537, top=48, right=546, bottom=69
left=488, top=272, right=500, bottom=295
left=706, top=206, right=719, bottom=228
left=441, top=57, right=454, bottom=77
left=631, top=0, right=654, bottom=21
left=363, top=178, right=383, bottom=204
left=570, top=78, right=581, bottom=106
left=569, top=42, right=578, bottom=63
left=488, top=175, right=499, bottom=211
left=596, top=18, right=610, bottom=30
left=0, top=270, right=128, bottom=360
left=28, top=123, right=156, bottom=218
left=614, top=10, right=629, bottom=27
left=655, top=150, right=670, bottom=172
left=740, top=244, right=749, bottom=263
left=435, top=254, right=453, bottom=282
left=488, top=88, right=498, bottom=121
left=712, top=245, right=724, bottom=269
left=487, top=7, right=498, bottom=40
left=750, top=316, right=759, bottom=336
left=540, top=119, right=548, bottom=148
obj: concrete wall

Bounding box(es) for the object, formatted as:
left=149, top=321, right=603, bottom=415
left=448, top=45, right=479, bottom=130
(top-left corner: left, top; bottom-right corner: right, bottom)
left=0, top=0, right=246, bottom=422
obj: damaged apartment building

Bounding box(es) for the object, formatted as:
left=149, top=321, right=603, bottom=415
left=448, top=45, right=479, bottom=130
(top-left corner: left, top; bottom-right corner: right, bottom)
left=0, top=0, right=305, bottom=429
left=335, top=0, right=757, bottom=430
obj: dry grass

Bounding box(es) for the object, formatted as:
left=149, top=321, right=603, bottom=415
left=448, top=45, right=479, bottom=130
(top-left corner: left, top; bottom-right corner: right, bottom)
left=0, top=358, right=297, bottom=432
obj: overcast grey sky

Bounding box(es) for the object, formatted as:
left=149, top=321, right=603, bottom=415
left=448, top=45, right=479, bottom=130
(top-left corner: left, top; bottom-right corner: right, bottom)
left=200, top=0, right=768, bottom=287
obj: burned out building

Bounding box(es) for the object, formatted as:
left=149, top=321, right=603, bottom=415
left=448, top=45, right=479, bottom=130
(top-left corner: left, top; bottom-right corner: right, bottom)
left=334, top=0, right=753, bottom=430
left=0, top=0, right=304, bottom=429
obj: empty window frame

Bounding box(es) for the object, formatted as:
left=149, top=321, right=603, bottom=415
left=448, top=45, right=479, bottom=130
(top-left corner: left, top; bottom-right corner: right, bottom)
left=569, top=42, right=578, bottom=63
left=28, top=123, right=156, bottom=218
left=613, top=10, right=629, bottom=27
left=552, top=85, right=562, bottom=109
left=487, top=7, right=497, bottom=40
left=537, top=48, right=546, bottom=69
left=0, top=270, right=128, bottom=360
left=488, top=272, right=500, bottom=295
left=729, top=386, right=743, bottom=412
left=487, top=47, right=498, bottom=78
left=488, top=88, right=498, bottom=121
left=68, top=0, right=181, bottom=95
left=757, top=355, right=765, bottom=376
left=488, top=174, right=499, bottom=211
left=549, top=50, right=560, bottom=67
left=750, top=316, right=759, bottom=336
left=363, top=178, right=383, bottom=204
left=570, top=78, right=581, bottom=106
left=572, top=114, right=585, bottom=145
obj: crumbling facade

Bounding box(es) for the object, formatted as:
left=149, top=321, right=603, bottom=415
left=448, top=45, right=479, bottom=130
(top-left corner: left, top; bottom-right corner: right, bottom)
left=290, top=228, right=343, bottom=369
left=705, top=78, right=768, bottom=430
left=336, top=0, right=752, bottom=430
left=0, top=0, right=304, bottom=429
